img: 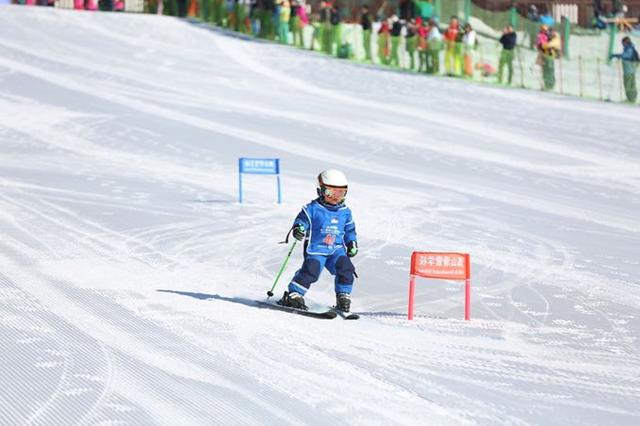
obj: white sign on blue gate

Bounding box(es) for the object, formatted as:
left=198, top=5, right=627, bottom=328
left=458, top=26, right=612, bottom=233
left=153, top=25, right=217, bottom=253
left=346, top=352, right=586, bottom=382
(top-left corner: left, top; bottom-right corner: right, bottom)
left=238, top=158, right=282, bottom=203
left=239, top=158, right=280, bottom=175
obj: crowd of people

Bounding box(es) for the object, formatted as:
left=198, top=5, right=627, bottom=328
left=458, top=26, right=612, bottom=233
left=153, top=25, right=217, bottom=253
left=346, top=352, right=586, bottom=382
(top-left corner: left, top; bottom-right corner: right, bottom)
left=7, top=0, right=639, bottom=102
left=204, top=0, right=485, bottom=79
left=591, top=0, right=640, bottom=30
left=8, top=0, right=126, bottom=11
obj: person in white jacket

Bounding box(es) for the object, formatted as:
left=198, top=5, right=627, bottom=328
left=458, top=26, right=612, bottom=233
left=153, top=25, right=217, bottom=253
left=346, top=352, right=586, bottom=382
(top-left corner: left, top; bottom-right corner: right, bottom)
left=462, top=23, right=476, bottom=78
left=426, top=19, right=442, bottom=74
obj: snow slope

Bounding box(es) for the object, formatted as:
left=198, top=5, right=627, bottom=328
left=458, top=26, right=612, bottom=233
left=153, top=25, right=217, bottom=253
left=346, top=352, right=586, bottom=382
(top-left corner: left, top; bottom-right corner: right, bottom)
left=1, top=6, right=639, bottom=425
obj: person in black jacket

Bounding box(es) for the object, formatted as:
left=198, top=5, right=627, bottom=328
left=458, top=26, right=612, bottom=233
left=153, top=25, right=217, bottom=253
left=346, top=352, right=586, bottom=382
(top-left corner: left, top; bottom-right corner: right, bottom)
left=329, top=2, right=341, bottom=56
left=498, top=25, right=517, bottom=84
left=361, top=5, right=373, bottom=61
left=176, top=0, right=187, bottom=17
left=398, top=0, right=415, bottom=21
left=390, top=15, right=403, bottom=67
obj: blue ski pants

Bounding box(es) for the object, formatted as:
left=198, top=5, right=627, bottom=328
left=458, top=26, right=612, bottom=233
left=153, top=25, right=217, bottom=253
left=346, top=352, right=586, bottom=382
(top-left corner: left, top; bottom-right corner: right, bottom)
left=288, top=249, right=355, bottom=296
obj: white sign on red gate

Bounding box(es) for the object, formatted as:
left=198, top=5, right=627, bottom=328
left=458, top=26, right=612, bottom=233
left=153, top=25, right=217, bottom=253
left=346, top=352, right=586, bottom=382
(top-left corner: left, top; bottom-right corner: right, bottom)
left=408, top=252, right=471, bottom=320
left=411, top=252, right=470, bottom=280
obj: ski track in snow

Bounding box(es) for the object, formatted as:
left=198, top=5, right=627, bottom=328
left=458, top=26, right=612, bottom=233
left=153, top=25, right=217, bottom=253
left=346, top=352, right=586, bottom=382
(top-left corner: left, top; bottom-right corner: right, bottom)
left=1, top=6, right=640, bottom=425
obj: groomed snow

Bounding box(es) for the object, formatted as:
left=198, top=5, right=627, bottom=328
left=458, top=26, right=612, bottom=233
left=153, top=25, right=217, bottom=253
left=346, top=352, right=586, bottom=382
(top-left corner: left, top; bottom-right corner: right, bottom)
left=0, top=6, right=639, bottom=425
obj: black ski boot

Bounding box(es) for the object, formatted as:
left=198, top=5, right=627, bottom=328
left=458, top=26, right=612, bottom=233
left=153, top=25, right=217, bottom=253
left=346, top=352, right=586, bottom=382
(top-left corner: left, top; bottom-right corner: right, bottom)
left=336, top=293, right=351, bottom=313
left=278, top=291, right=308, bottom=311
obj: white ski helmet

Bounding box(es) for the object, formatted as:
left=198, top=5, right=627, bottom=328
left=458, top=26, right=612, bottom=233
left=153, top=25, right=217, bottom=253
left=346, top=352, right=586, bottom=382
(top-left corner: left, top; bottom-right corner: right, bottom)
left=317, top=169, right=348, bottom=203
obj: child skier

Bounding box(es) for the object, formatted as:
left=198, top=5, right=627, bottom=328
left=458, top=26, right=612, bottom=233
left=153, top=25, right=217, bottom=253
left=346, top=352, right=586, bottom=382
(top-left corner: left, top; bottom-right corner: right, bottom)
left=279, top=169, right=358, bottom=312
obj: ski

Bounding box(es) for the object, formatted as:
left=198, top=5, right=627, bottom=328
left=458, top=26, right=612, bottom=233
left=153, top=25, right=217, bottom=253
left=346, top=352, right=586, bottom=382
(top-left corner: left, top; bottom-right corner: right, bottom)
left=256, top=300, right=337, bottom=319
left=333, top=307, right=360, bottom=320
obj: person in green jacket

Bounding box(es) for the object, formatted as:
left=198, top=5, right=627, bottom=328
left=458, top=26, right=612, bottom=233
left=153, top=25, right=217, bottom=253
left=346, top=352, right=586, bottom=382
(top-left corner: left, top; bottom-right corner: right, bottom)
left=235, top=0, right=247, bottom=32
left=278, top=0, right=291, bottom=44
left=320, top=1, right=332, bottom=53
left=329, top=3, right=341, bottom=56
left=414, top=0, right=433, bottom=21
left=233, top=0, right=241, bottom=31
left=261, top=0, right=275, bottom=39
left=212, top=0, right=224, bottom=26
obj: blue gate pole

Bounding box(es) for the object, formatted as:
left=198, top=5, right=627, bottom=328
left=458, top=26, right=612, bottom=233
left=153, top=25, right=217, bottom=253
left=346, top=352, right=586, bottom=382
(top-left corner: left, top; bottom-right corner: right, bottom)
left=276, top=175, right=282, bottom=204
left=239, top=172, right=243, bottom=203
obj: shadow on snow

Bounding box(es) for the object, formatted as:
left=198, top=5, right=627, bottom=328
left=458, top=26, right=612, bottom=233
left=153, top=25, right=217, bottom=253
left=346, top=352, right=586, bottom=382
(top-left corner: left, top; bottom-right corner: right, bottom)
left=156, top=289, right=272, bottom=310
left=156, top=290, right=420, bottom=318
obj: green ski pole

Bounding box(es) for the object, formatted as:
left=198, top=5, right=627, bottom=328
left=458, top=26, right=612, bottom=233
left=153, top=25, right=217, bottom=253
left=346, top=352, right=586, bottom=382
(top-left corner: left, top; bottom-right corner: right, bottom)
left=267, top=240, right=297, bottom=298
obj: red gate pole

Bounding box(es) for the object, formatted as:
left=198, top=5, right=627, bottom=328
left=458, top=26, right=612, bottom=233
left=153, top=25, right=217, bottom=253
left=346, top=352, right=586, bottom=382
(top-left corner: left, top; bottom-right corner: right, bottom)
left=464, top=253, right=471, bottom=320
left=464, top=278, right=471, bottom=321
left=408, top=275, right=416, bottom=320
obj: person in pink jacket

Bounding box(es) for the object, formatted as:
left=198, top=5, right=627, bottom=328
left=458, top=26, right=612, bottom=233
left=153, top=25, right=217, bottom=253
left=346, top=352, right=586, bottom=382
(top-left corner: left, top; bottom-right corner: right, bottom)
left=535, top=25, right=553, bottom=89
left=535, top=25, right=549, bottom=53
left=291, top=0, right=308, bottom=47
left=298, top=1, right=309, bottom=24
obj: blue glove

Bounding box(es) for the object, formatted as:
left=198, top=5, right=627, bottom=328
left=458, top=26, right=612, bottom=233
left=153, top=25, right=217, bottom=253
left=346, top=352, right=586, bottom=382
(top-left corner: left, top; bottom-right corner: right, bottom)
left=346, top=241, right=358, bottom=257
left=292, top=225, right=306, bottom=241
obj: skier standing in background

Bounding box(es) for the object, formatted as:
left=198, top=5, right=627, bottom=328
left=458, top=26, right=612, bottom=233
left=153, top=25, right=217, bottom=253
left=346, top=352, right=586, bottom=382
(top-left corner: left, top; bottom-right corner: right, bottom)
left=541, top=27, right=560, bottom=90
left=535, top=24, right=549, bottom=88
left=426, top=18, right=442, bottom=74
left=378, top=19, right=391, bottom=65
left=462, top=22, right=476, bottom=78
left=290, top=0, right=307, bottom=47
left=279, top=169, right=358, bottom=313
left=498, top=24, right=517, bottom=84
left=406, top=18, right=418, bottom=70
left=277, top=0, right=290, bottom=44
left=443, top=16, right=460, bottom=75
left=319, top=1, right=332, bottom=53
left=390, top=14, right=402, bottom=67
left=361, top=4, right=373, bottom=62
left=417, top=17, right=428, bottom=72
left=329, top=2, right=341, bottom=56
left=610, top=36, right=639, bottom=103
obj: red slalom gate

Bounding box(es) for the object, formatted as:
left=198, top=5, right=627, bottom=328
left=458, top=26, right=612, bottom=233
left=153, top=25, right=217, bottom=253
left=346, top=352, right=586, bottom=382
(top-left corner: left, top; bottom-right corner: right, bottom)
left=408, top=252, right=471, bottom=320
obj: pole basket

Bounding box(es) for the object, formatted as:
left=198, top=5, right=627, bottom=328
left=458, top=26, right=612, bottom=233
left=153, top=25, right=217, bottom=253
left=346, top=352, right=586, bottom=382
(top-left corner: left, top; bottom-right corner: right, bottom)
left=408, top=252, right=471, bottom=321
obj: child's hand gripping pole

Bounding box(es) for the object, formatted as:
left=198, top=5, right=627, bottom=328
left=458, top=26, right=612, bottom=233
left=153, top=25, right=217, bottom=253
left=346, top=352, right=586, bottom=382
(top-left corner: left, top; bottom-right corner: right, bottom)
left=267, top=240, right=297, bottom=298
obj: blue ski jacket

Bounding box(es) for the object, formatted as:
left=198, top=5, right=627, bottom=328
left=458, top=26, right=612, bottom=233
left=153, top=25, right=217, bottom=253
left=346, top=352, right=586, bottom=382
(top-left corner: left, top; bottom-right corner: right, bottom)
left=611, top=42, right=640, bottom=75
left=293, top=199, right=357, bottom=256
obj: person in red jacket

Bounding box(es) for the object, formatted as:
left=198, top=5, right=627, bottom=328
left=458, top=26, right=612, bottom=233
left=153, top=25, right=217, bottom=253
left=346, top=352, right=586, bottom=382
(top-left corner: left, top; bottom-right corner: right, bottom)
left=443, top=16, right=460, bottom=75
left=378, top=20, right=391, bottom=65
left=416, top=17, right=428, bottom=72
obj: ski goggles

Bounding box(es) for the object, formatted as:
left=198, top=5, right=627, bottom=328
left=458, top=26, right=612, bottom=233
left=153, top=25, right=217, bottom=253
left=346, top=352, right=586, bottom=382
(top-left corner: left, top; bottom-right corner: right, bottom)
left=321, top=185, right=348, bottom=201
